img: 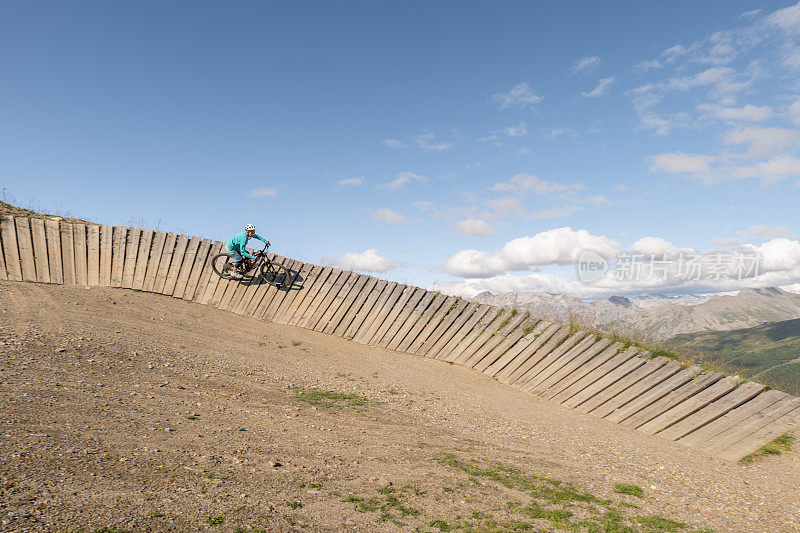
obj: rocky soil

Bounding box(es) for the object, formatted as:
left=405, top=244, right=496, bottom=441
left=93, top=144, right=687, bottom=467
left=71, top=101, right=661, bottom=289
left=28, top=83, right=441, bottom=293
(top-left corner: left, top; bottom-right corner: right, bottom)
left=0, top=281, right=798, bottom=532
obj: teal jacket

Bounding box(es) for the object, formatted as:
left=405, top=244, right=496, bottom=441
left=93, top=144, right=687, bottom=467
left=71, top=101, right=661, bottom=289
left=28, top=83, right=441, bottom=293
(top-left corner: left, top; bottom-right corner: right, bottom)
left=226, top=232, right=267, bottom=259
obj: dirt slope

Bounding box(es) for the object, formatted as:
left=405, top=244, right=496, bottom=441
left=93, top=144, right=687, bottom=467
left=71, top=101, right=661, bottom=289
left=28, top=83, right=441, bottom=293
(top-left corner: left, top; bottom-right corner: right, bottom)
left=0, top=281, right=798, bottom=532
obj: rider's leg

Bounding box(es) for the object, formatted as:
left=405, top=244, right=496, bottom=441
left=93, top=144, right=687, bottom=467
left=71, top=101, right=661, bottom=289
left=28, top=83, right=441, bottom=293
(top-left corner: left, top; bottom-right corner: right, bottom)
left=226, top=248, right=244, bottom=276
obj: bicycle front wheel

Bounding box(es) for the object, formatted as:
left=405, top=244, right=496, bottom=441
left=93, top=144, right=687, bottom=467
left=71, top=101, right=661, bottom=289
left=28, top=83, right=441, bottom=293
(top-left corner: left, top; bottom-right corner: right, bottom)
left=260, top=261, right=292, bottom=287
left=211, top=253, right=235, bottom=279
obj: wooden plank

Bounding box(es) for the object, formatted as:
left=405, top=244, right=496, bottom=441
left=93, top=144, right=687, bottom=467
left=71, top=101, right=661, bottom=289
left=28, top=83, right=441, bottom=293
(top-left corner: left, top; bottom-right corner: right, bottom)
left=514, top=332, right=596, bottom=389
left=253, top=257, right=296, bottom=319
left=636, top=375, right=741, bottom=435
left=331, top=276, right=379, bottom=336
left=219, top=250, right=264, bottom=313
left=322, top=273, right=372, bottom=334
left=343, top=278, right=389, bottom=339
left=287, top=267, right=333, bottom=326
left=408, top=295, right=462, bottom=354
left=533, top=335, right=620, bottom=397
left=0, top=218, right=6, bottom=281
left=387, top=291, right=439, bottom=351
left=142, top=231, right=167, bottom=293
left=539, top=343, right=624, bottom=400
left=404, top=295, right=458, bottom=354
left=513, top=331, right=594, bottom=388
left=568, top=353, right=648, bottom=411
left=485, top=321, right=553, bottom=377
left=162, top=234, right=189, bottom=295
left=426, top=302, right=482, bottom=359
left=683, top=390, right=792, bottom=452
left=29, top=218, right=50, bottom=283
left=658, top=382, right=767, bottom=442
left=352, top=281, right=400, bottom=343
left=509, top=329, right=587, bottom=386
left=261, top=259, right=304, bottom=321
left=267, top=259, right=307, bottom=319
left=86, top=225, right=100, bottom=286
left=717, top=405, right=800, bottom=461
left=365, top=284, right=415, bottom=345
left=194, top=241, right=224, bottom=303
left=45, top=219, right=63, bottom=284
left=132, top=230, right=154, bottom=291
left=592, top=359, right=683, bottom=419
left=420, top=299, right=472, bottom=356
left=496, top=325, right=569, bottom=383
left=121, top=228, right=141, bottom=289
left=299, top=269, right=347, bottom=329
left=172, top=236, right=201, bottom=298
left=229, top=251, right=274, bottom=314
left=59, top=222, right=76, bottom=285
left=607, top=365, right=704, bottom=425
left=449, top=308, right=510, bottom=365
left=444, top=305, right=509, bottom=364
left=181, top=238, right=210, bottom=299
left=311, top=269, right=360, bottom=331
left=373, top=286, right=424, bottom=347
left=524, top=337, right=614, bottom=394
left=549, top=347, right=638, bottom=405
left=72, top=224, right=88, bottom=286
left=14, top=218, right=37, bottom=282
left=576, top=354, right=668, bottom=414
left=291, top=267, right=336, bottom=326
left=472, top=316, right=541, bottom=372
left=98, top=225, right=112, bottom=286
left=152, top=233, right=177, bottom=294
left=271, top=263, right=317, bottom=323
left=1, top=217, right=22, bottom=281
left=110, top=226, right=126, bottom=288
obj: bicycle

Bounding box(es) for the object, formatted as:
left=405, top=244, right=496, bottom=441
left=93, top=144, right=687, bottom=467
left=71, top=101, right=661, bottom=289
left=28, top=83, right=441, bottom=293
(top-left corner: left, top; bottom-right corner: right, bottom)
left=211, top=242, right=292, bottom=288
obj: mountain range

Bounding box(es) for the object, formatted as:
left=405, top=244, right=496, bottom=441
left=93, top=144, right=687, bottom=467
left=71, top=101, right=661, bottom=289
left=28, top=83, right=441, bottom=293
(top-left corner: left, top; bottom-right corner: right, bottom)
left=471, top=287, right=800, bottom=341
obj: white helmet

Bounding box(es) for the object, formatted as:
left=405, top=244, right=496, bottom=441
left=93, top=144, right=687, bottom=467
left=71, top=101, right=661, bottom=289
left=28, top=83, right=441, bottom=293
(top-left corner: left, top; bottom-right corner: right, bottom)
left=245, top=224, right=255, bottom=232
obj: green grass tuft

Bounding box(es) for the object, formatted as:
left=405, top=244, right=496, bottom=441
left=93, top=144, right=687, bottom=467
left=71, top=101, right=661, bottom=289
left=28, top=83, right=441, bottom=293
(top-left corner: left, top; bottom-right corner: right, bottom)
left=613, top=483, right=643, bottom=498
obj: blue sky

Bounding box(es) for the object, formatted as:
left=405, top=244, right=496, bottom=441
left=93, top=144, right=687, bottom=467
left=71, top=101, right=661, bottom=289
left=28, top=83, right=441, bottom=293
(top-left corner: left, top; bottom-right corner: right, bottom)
left=2, top=1, right=800, bottom=299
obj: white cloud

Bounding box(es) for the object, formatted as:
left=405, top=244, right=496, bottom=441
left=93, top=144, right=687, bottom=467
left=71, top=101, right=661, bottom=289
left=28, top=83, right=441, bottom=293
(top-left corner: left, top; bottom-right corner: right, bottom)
left=485, top=196, right=524, bottom=217
left=376, top=171, right=426, bottom=190
left=582, top=76, right=615, bottom=98
left=456, top=218, right=495, bottom=237
left=711, top=237, right=743, bottom=248
left=741, top=9, right=762, bottom=18
left=335, top=249, right=395, bottom=272
left=492, top=82, right=542, bottom=110
left=738, top=224, right=794, bottom=239
left=630, top=236, right=690, bottom=256
left=697, top=103, right=773, bottom=122
left=411, top=200, right=435, bottom=211
left=528, top=205, right=582, bottom=219
left=441, top=227, right=620, bottom=278
left=723, top=127, right=800, bottom=158
left=334, top=177, right=364, bottom=187
left=730, top=155, right=800, bottom=182
left=753, top=238, right=800, bottom=272
left=546, top=127, right=578, bottom=140
left=372, top=208, right=407, bottom=223
left=504, top=122, right=528, bottom=137
left=650, top=152, right=714, bottom=177
left=789, top=98, right=800, bottom=125
left=248, top=187, right=278, bottom=198
left=492, top=174, right=583, bottom=197
left=383, top=138, right=406, bottom=148
left=572, top=56, right=601, bottom=76
left=415, top=132, right=455, bottom=151
left=765, top=2, right=800, bottom=33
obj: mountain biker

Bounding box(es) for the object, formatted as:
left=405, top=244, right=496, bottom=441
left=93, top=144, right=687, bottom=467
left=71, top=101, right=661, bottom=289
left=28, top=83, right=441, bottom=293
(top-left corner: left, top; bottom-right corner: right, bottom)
left=226, top=224, right=269, bottom=278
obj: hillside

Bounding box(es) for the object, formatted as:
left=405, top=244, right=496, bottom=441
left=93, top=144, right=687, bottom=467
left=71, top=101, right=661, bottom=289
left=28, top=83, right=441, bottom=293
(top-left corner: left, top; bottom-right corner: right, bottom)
left=610, top=287, right=800, bottom=340
left=668, top=318, right=800, bottom=396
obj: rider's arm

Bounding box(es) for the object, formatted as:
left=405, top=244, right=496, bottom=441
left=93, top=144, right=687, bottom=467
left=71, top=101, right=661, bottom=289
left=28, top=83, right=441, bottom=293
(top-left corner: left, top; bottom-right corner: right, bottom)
left=254, top=233, right=268, bottom=244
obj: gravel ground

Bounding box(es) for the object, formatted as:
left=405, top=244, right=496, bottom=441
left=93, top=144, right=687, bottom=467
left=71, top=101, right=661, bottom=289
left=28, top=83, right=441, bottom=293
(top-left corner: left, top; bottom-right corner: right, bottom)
left=0, top=280, right=798, bottom=532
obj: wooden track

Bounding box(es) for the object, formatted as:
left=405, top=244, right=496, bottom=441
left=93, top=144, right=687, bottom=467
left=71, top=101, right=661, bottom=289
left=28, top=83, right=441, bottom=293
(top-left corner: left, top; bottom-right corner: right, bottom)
left=2, top=215, right=797, bottom=462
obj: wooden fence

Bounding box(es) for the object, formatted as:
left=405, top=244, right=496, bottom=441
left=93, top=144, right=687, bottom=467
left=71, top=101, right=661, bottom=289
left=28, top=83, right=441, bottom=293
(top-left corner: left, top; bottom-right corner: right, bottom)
left=1, top=215, right=798, bottom=462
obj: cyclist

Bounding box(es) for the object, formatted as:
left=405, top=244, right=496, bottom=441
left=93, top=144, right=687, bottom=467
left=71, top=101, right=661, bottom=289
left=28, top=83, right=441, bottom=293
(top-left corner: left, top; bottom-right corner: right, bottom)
left=226, top=224, right=269, bottom=278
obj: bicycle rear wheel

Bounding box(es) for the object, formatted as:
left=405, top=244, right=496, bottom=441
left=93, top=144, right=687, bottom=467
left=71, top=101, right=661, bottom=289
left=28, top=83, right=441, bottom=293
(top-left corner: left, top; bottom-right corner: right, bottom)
left=211, top=253, right=235, bottom=279
left=260, top=261, right=292, bottom=287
